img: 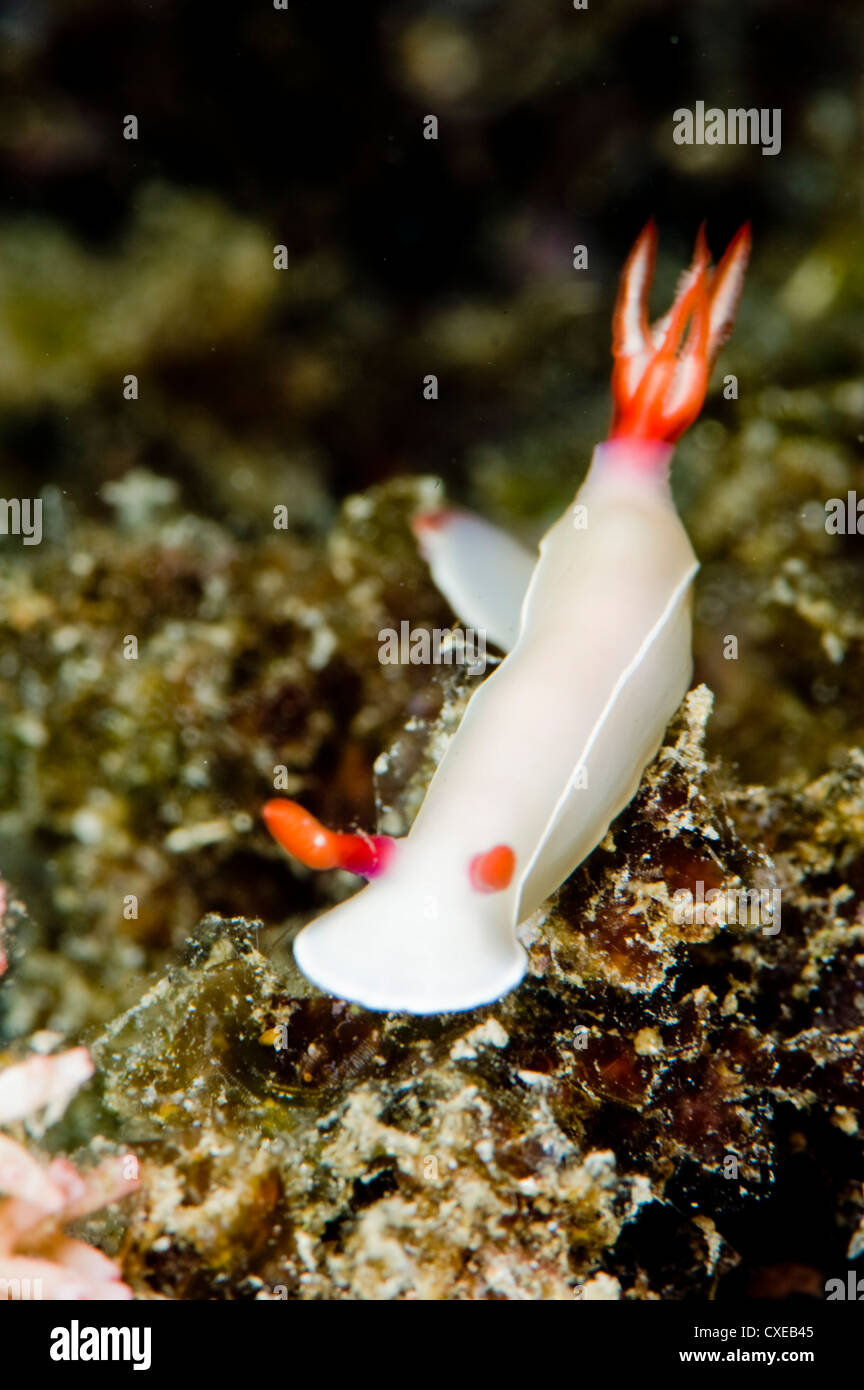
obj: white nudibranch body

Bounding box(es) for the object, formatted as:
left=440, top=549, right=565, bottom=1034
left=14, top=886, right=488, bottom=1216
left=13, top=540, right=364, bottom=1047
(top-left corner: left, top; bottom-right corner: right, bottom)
left=296, top=443, right=694, bottom=1012
left=264, top=221, right=751, bottom=1013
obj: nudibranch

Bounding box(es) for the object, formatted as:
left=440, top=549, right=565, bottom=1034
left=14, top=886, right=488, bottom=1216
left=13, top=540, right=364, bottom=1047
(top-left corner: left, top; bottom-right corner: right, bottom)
left=264, top=221, right=751, bottom=1013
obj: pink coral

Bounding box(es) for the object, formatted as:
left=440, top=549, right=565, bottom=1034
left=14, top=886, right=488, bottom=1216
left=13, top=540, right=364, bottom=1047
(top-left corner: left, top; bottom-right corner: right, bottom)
left=0, top=1048, right=138, bottom=1300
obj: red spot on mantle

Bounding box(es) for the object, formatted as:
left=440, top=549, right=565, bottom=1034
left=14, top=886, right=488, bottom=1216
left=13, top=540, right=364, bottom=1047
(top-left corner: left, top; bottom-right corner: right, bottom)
left=469, top=844, right=516, bottom=894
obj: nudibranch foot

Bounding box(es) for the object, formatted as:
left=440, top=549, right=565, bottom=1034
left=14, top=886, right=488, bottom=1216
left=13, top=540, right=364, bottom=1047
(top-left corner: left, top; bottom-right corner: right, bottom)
left=292, top=870, right=528, bottom=1014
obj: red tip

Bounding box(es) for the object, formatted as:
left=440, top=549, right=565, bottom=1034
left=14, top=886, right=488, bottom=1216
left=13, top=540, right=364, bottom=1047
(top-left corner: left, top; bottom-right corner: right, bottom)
left=410, top=508, right=456, bottom=542
left=263, top=799, right=395, bottom=878
left=469, top=844, right=516, bottom=894
left=609, top=223, right=750, bottom=446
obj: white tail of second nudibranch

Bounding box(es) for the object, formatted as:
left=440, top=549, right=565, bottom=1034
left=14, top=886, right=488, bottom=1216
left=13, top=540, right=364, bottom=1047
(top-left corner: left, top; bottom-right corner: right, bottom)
left=264, top=220, right=751, bottom=1013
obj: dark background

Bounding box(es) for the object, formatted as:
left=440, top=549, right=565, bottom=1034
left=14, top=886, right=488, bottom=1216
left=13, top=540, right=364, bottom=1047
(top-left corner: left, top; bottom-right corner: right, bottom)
left=0, top=0, right=860, bottom=512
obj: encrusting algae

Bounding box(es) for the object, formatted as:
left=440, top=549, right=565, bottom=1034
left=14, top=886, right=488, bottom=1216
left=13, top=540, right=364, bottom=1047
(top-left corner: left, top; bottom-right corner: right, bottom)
left=1, top=417, right=864, bottom=1295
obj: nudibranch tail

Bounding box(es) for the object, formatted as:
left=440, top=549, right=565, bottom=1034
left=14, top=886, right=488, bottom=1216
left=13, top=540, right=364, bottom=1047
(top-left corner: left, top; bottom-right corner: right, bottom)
left=610, top=220, right=751, bottom=445
left=262, top=799, right=395, bottom=878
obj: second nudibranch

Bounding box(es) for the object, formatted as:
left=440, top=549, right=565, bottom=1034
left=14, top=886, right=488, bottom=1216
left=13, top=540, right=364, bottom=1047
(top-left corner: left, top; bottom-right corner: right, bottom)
left=264, top=221, right=751, bottom=1013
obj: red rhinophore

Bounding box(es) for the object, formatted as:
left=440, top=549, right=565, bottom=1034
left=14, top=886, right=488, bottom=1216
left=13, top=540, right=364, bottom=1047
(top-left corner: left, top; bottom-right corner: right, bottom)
left=609, top=220, right=751, bottom=446
left=336, top=831, right=395, bottom=878
left=469, top=844, right=516, bottom=894
left=263, top=799, right=395, bottom=879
